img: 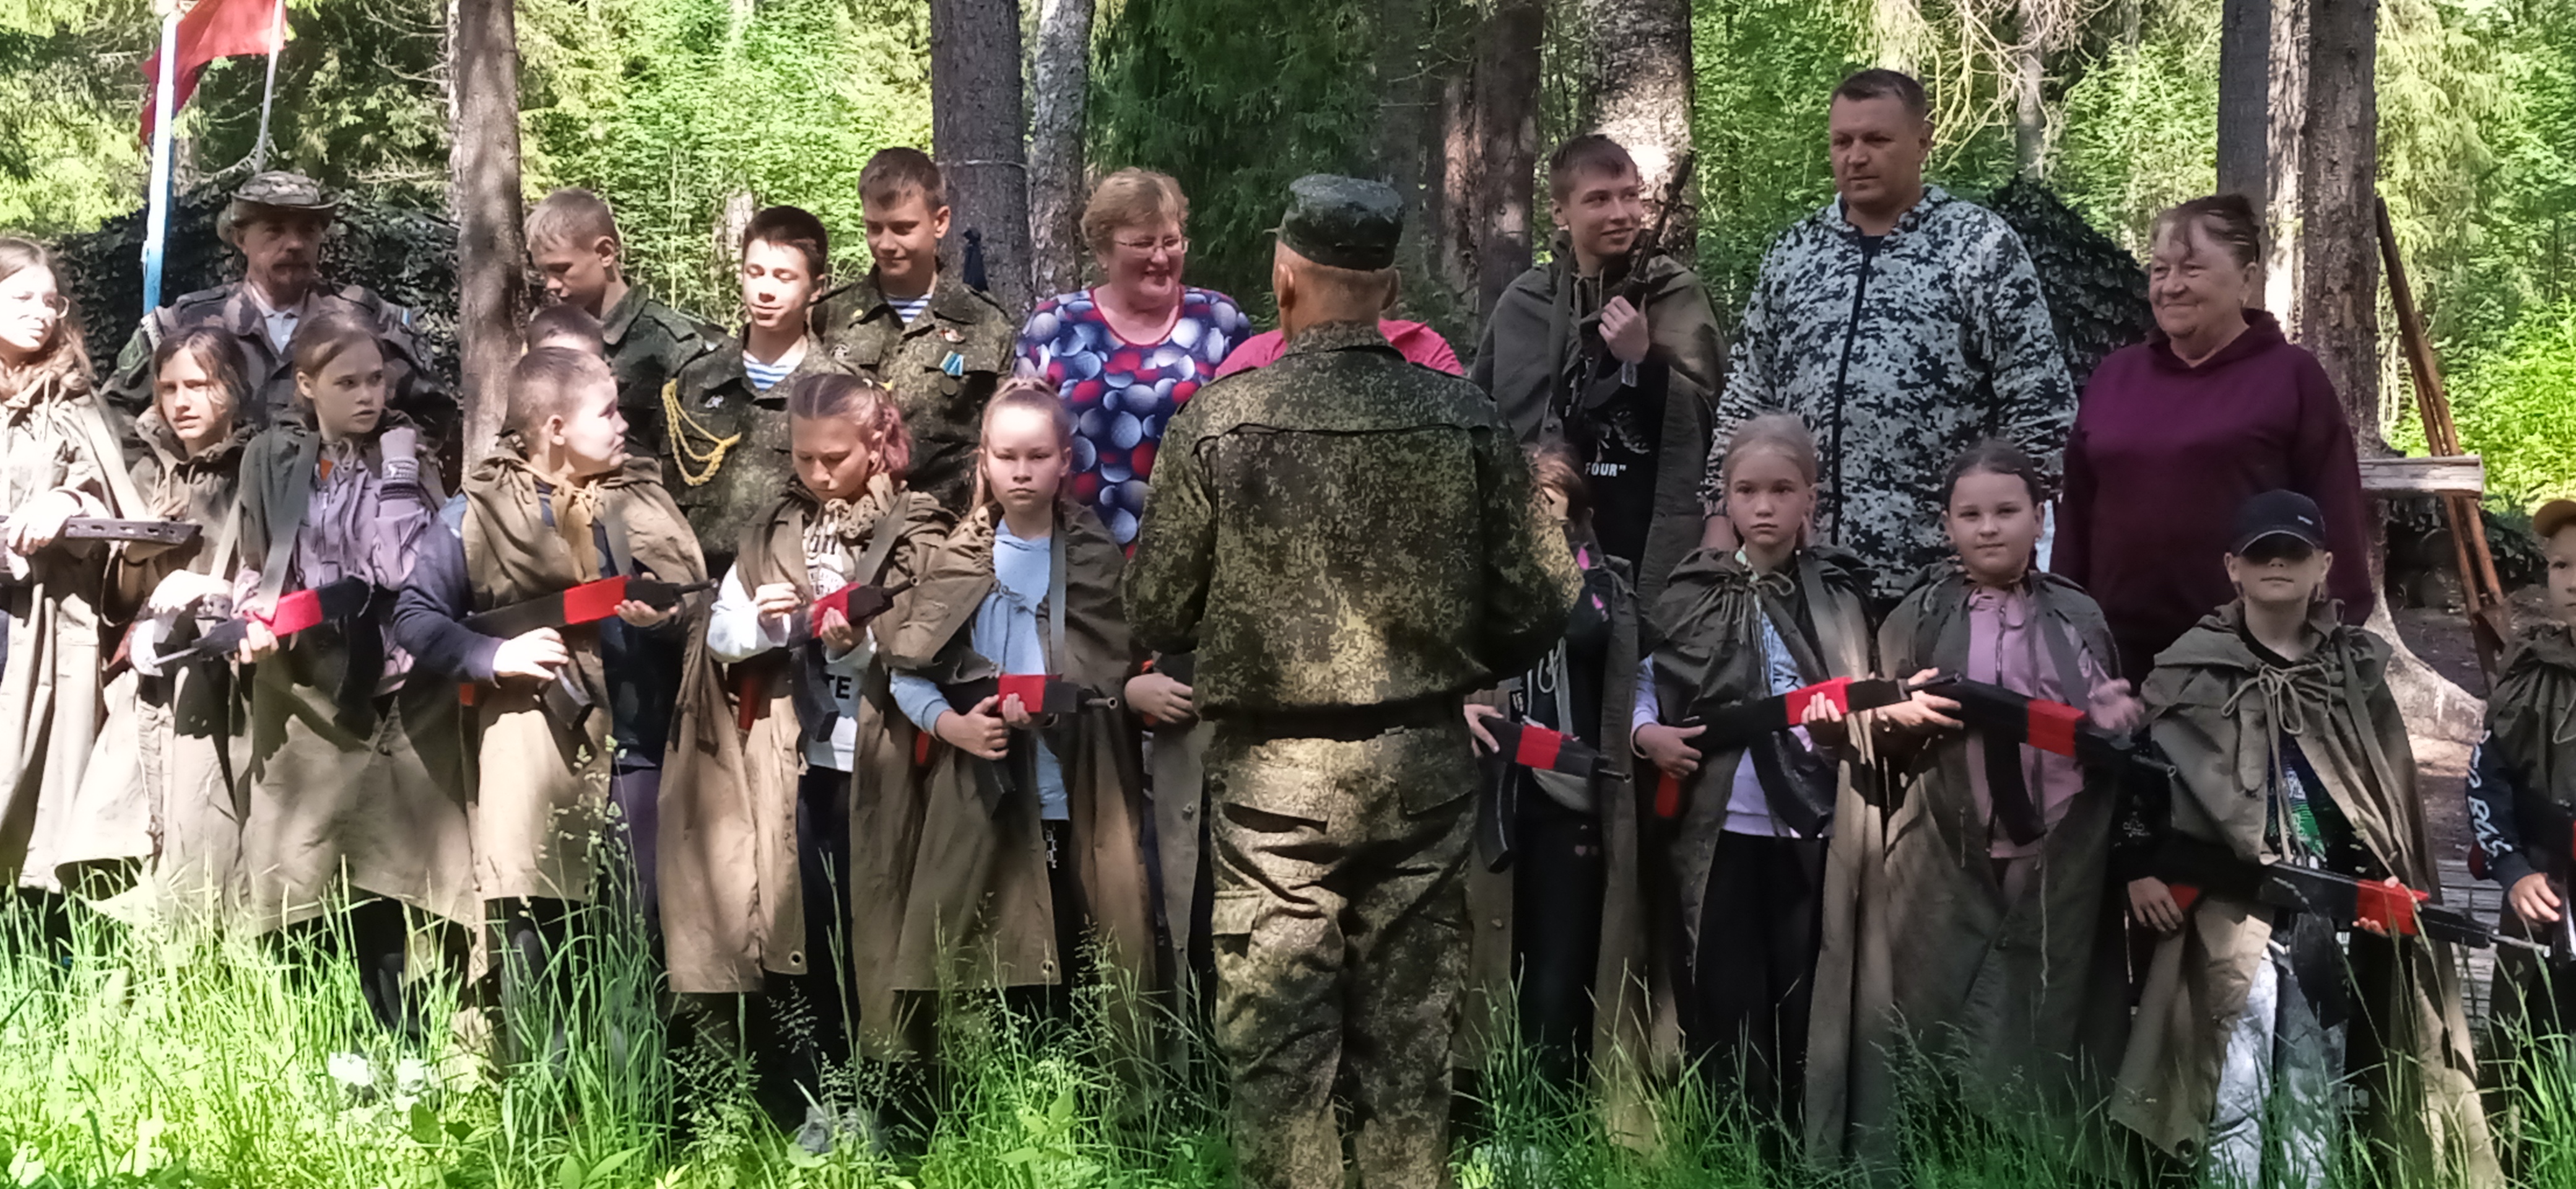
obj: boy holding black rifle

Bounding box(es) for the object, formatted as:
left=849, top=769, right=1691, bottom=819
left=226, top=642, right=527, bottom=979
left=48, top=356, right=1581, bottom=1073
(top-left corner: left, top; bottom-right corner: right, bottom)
left=2111, top=490, right=2494, bottom=1187
left=393, top=347, right=707, bottom=1058
left=2468, top=499, right=2576, bottom=1154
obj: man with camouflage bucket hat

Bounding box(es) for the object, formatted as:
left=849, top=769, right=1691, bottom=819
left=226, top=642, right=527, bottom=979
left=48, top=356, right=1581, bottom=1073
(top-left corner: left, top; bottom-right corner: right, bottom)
left=1127, top=173, right=1580, bottom=1189
left=104, top=170, right=452, bottom=451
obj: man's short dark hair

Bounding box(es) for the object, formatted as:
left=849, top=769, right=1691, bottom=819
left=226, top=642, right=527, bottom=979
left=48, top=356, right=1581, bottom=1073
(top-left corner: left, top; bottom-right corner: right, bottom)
left=1547, top=134, right=1640, bottom=204
left=742, top=204, right=831, bottom=277
left=1833, top=68, right=1930, bottom=120
left=859, top=147, right=948, bottom=213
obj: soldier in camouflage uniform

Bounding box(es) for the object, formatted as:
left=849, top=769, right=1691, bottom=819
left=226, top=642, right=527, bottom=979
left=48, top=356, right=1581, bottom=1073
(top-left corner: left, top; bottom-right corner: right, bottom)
left=103, top=171, right=450, bottom=452
left=1126, top=176, right=1579, bottom=1189
left=523, top=188, right=717, bottom=472
left=1707, top=70, right=2072, bottom=601
left=811, top=149, right=1015, bottom=512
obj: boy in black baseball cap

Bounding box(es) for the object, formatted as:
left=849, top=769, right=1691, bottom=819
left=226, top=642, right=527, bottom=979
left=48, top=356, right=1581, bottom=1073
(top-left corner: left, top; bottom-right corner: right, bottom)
left=2110, top=488, right=2494, bottom=1182
left=2222, top=489, right=2335, bottom=625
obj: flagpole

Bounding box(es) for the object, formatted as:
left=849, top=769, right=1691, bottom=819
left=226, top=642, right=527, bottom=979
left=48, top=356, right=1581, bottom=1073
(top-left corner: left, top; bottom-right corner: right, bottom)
left=142, top=2, right=181, bottom=317
left=250, top=0, right=282, bottom=171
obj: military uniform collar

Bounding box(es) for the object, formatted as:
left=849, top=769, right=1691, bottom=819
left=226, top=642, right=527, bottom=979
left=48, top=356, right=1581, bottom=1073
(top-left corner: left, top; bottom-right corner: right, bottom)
left=1824, top=184, right=1951, bottom=240
left=1280, top=320, right=1395, bottom=359
left=599, top=283, right=648, bottom=347
left=834, top=268, right=977, bottom=332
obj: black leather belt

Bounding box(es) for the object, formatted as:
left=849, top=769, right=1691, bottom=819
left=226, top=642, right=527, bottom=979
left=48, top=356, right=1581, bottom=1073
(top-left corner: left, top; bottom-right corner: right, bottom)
left=1217, top=695, right=1464, bottom=741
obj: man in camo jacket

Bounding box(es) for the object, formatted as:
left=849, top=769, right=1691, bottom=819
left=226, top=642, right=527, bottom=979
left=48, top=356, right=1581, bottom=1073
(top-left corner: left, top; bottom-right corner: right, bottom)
left=1128, top=175, right=1578, bottom=1189
left=1706, top=69, right=2073, bottom=600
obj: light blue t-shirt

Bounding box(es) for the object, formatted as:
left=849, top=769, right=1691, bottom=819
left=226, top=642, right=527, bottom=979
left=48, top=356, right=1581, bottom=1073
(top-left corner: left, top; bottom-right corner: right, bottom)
left=892, top=520, right=1069, bottom=820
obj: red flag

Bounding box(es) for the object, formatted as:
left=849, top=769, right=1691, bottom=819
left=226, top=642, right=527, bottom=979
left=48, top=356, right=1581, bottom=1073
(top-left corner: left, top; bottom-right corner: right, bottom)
left=141, top=0, right=287, bottom=142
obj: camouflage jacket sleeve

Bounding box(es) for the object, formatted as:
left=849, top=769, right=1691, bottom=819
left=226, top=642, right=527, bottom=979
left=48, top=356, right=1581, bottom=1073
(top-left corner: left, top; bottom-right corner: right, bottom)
left=1964, top=227, right=2075, bottom=481
left=1474, top=422, right=1580, bottom=679
left=101, top=320, right=161, bottom=422
left=1122, top=406, right=1217, bottom=656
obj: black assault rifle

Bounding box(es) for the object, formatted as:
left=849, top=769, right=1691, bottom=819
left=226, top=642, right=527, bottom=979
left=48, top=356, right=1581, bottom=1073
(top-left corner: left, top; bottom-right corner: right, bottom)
left=463, top=574, right=716, bottom=639
left=7, top=516, right=202, bottom=546
left=1650, top=674, right=1938, bottom=822
left=936, top=674, right=1120, bottom=816
left=2156, top=834, right=2544, bottom=955
left=1476, top=719, right=1612, bottom=871
left=1928, top=676, right=2544, bottom=954
left=729, top=578, right=915, bottom=733
left=154, top=577, right=373, bottom=666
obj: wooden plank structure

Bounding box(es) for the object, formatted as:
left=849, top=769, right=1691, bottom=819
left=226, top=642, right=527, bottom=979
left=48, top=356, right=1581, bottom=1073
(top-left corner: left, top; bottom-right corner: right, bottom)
left=2357, top=455, right=2486, bottom=498
left=2377, top=197, right=2513, bottom=681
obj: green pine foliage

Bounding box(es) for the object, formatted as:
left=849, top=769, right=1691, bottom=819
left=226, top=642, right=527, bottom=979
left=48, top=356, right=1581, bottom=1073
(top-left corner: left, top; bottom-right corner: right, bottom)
left=2050, top=5, right=2219, bottom=253
left=185, top=0, right=451, bottom=206
left=1088, top=0, right=1376, bottom=317
left=2449, top=300, right=2576, bottom=507
left=0, top=0, right=147, bottom=235
left=1688, top=0, right=1863, bottom=318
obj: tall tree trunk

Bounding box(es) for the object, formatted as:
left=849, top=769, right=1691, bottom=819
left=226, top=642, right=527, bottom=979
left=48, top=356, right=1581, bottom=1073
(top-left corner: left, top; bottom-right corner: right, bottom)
left=2265, top=0, right=2307, bottom=323
left=449, top=0, right=525, bottom=461
left=1474, top=0, right=1543, bottom=314
left=1582, top=0, right=1695, bottom=260
left=1027, top=0, right=1092, bottom=300
left=1377, top=0, right=1435, bottom=281
left=1433, top=22, right=1477, bottom=304
left=2299, top=0, right=2378, bottom=446
left=2011, top=0, right=2047, bottom=176
left=2215, top=0, right=2270, bottom=204
left=931, top=0, right=1033, bottom=316
left=2297, top=0, right=2474, bottom=735
left=715, top=189, right=756, bottom=303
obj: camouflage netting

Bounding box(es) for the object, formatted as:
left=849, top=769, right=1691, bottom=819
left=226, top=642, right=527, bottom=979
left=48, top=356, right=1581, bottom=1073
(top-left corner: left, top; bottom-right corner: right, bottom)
left=50, top=171, right=460, bottom=388
left=1982, top=176, right=2154, bottom=394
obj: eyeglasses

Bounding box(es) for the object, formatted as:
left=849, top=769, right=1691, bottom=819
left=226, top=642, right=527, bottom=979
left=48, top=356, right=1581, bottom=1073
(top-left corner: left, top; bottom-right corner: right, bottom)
left=1114, top=235, right=1189, bottom=256
left=0, top=291, right=67, bottom=316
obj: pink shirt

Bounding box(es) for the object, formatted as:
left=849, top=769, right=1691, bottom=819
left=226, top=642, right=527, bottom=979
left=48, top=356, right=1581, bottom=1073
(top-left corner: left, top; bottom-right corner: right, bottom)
left=1212, top=319, right=1463, bottom=378
left=1963, top=585, right=2110, bottom=860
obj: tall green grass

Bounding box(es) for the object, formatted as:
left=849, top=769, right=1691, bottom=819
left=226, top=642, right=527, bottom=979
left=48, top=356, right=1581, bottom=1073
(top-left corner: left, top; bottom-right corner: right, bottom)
left=5, top=894, right=2571, bottom=1188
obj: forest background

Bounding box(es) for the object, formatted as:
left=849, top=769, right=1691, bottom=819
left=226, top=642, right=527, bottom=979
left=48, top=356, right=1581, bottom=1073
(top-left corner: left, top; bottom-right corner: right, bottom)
left=0, top=0, right=2569, bottom=503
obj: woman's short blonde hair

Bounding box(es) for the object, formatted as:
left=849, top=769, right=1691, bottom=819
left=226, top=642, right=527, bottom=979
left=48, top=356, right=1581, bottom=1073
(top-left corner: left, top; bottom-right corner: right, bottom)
left=1082, top=168, right=1189, bottom=256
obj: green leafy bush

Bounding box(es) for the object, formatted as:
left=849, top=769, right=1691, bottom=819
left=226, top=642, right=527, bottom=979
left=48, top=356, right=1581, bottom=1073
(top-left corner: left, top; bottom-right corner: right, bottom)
left=1089, top=0, right=1375, bottom=320
left=2450, top=299, right=2576, bottom=507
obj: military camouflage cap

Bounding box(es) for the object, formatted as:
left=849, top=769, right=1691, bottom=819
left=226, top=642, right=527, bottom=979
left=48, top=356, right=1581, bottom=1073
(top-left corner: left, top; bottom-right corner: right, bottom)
left=230, top=170, right=337, bottom=216
left=1272, top=175, right=1402, bottom=271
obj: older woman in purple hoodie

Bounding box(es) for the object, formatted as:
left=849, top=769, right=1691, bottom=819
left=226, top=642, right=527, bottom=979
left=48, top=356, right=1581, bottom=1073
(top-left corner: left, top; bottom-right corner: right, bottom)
left=2055, top=194, right=2374, bottom=677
